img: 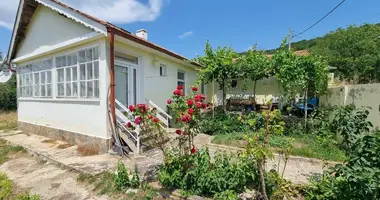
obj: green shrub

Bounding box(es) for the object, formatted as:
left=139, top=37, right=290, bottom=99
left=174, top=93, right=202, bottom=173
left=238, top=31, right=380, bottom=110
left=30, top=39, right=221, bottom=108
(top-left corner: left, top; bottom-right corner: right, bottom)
left=115, top=161, right=140, bottom=190
left=214, top=190, right=239, bottom=200
left=198, top=112, right=249, bottom=135
left=305, top=132, right=380, bottom=199
left=0, top=76, right=17, bottom=110
left=331, top=105, right=372, bottom=151
left=158, top=148, right=258, bottom=196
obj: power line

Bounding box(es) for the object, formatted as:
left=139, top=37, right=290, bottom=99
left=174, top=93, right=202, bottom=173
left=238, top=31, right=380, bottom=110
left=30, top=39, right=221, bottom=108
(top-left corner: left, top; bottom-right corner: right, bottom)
left=293, top=0, right=346, bottom=38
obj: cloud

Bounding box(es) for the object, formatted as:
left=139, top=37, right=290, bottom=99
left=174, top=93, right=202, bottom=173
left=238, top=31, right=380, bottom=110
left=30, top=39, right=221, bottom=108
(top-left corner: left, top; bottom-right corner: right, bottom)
left=0, top=0, right=167, bottom=30
left=178, top=31, right=193, bottom=39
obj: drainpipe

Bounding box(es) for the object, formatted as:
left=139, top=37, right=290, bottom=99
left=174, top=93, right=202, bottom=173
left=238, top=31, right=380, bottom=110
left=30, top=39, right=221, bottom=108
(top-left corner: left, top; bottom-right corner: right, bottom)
left=108, top=28, right=116, bottom=125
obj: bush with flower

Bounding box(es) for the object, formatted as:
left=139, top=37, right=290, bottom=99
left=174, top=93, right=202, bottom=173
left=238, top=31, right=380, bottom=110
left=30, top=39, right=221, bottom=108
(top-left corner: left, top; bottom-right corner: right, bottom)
left=123, top=103, right=168, bottom=153
left=166, top=85, right=206, bottom=155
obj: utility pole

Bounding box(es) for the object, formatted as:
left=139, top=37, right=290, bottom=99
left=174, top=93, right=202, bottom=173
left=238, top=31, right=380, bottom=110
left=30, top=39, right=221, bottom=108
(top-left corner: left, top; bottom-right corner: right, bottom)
left=288, top=28, right=292, bottom=50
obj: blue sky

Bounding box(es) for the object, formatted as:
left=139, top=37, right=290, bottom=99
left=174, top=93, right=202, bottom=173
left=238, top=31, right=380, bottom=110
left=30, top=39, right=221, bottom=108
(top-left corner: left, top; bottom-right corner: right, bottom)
left=0, top=0, right=380, bottom=59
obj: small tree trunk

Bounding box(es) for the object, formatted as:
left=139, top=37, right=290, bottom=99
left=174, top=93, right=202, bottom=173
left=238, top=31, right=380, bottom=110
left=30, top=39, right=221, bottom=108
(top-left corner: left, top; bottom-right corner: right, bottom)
left=304, top=87, right=308, bottom=127
left=253, top=80, right=257, bottom=100
left=222, top=79, right=227, bottom=112
left=258, top=160, right=269, bottom=200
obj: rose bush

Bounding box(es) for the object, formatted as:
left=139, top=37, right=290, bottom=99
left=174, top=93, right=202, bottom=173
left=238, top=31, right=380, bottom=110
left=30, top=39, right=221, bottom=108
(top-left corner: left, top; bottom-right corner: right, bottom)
left=124, top=103, right=168, bottom=153
left=167, top=85, right=206, bottom=155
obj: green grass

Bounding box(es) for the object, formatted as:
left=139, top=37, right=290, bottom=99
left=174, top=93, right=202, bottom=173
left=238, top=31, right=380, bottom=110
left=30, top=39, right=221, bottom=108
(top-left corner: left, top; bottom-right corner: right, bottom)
left=0, top=111, right=17, bottom=131
left=212, top=133, right=347, bottom=162
left=0, top=139, right=25, bottom=165
left=0, top=172, right=41, bottom=200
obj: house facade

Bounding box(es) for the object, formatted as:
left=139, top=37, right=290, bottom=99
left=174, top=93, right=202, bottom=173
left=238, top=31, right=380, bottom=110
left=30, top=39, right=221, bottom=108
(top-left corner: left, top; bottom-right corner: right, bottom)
left=7, top=0, right=201, bottom=153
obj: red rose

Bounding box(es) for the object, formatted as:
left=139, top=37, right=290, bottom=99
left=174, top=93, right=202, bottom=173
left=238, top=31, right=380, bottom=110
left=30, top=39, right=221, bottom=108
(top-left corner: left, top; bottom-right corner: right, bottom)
left=129, top=105, right=135, bottom=112
left=173, top=89, right=183, bottom=96
left=126, top=122, right=132, bottom=128
left=191, top=146, right=196, bottom=154
left=188, top=108, right=194, bottom=115
left=202, top=103, right=207, bottom=109
left=192, top=87, right=198, bottom=91
left=183, top=131, right=188, bottom=136
left=177, top=85, right=183, bottom=90
left=153, top=117, right=159, bottom=123
left=200, top=94, right=206, bottom=100
left=175, top=129, right=182, bottom=135
left=135, top=116, right=142, bottom=125
left=194, top=95, right=201, bottom=102
left=196, top=102, right=202, bottom=108
left=181, top=114, right=191, bottom=123
left=148, top=115, right=153, bottom=119
left=187, top=99, right=194, bottom=106
left=167, top=99, right=172, bottom=104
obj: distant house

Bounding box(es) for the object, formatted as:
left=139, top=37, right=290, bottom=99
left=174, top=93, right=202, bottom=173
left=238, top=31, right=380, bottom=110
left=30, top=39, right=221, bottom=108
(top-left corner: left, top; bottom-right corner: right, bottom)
left=206, top=50, right=311, bottom=108
left=7, top=0, right=202, bottom=154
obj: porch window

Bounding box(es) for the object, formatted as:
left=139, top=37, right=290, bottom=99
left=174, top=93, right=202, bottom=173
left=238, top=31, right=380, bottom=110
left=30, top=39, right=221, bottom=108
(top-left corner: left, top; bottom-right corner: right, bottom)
left=19, top=65, right=33, bottom=97
left=19, top=59, right=53, bottom=98
left=177, top=70, right=185, bottom=94
left=56, top=46, right=99, bottom=98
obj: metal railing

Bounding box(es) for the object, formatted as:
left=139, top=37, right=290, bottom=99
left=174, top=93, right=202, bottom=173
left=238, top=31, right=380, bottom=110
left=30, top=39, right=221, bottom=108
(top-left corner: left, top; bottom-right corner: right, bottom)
left=115, top=99, right=141, bottom=155
left=145, top=98, right=172, bottom=128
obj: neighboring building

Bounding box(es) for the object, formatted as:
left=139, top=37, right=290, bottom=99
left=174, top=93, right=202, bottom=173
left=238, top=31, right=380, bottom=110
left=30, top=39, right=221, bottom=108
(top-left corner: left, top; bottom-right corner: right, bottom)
left=7, top=0, right=201, bottom=154
left=207, top=50, right=311, bottom=107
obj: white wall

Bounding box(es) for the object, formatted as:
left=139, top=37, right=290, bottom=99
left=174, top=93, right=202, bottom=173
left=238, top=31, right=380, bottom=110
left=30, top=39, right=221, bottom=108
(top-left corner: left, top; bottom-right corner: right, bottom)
left=14, top=4, right=109, bottom=139
left=16, top=5, right=94, bottom=58
left=114, top=40, right=199, bottom=110
left=17, top=39, right=109, bottom=139
left=206, top=77, right=281, bottom=105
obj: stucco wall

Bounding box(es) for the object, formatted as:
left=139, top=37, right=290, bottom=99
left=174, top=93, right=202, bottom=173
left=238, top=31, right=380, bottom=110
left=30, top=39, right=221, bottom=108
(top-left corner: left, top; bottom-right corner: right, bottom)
left=16, top=5, right=94, bottom=58
left=114, top=41, right=200, bottom=110
left=206, top=77, right=281, bottom=105
left=321, top=84, right=380, bottom=130
left=16, top=29, right=109, bottom=141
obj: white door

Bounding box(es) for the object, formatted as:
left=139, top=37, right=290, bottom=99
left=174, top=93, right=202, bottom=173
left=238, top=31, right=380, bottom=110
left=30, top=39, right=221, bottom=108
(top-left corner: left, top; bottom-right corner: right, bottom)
left=115, top=64, right=138, bottom=107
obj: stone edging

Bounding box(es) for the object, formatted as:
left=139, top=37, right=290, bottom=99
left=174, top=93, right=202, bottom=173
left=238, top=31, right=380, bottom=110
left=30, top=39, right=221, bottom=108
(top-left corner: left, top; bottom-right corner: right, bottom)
left=206, top=143, right=342, bottom=165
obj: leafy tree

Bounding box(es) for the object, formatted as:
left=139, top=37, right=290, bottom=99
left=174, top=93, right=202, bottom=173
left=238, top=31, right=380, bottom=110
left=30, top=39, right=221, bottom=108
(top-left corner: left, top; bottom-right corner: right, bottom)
left=0, top=54, right=17, bottom=110
left=310, top=24, right=380, bottom=83
left=238, top=47, right=271, bottom=100
left=196, top=41, right=239, bottom=111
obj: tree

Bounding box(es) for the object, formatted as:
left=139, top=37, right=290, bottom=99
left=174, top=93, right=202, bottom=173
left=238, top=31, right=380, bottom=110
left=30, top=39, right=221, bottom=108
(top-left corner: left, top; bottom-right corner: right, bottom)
left=272, top=38, right=329, bottom=124
left=196, top=41, right=239, bottom=111
left=0, top=54, right=17, bottom=110
left=238, top=47, right=271, bottom=101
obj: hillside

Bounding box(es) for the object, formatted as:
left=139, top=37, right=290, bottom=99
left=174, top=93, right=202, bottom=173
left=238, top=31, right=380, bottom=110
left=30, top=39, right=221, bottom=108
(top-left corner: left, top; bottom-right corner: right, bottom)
left=262, top=23, right=380, bottom=84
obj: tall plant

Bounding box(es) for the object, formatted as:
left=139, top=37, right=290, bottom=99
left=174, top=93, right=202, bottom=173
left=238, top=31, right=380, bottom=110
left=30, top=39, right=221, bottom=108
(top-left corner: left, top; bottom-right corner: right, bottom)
left=196, top=41, right=239, bottom=111
left=238, top=47, right=271, bottom=100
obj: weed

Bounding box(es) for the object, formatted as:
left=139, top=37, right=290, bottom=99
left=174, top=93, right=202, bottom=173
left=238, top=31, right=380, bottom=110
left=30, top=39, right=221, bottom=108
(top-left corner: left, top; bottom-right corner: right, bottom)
left=0, top=111, right=17, bottom=131
left=0, top=172, right=40, bottom=200
left=0, top=139, right=26, bottom=164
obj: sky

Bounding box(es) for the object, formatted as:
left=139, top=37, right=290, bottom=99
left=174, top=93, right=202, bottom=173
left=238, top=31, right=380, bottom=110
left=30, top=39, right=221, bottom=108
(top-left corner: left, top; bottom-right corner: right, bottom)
left=0, top=0, right=380, bottom=59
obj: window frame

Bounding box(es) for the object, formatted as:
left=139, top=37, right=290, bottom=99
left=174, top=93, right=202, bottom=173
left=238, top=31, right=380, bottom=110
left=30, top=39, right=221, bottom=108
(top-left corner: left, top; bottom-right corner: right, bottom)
left=56, top=45, right=100, bottom=99
left=18, top=58, right=53, bottom=98
left=177, top=70, right=186, bottom=95
left=159, top=63, right=167, bottom=77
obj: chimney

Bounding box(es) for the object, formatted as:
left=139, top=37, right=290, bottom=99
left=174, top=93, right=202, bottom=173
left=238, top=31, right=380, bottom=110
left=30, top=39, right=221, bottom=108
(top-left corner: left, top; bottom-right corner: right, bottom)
left=136, top=29, right=148, bottom=40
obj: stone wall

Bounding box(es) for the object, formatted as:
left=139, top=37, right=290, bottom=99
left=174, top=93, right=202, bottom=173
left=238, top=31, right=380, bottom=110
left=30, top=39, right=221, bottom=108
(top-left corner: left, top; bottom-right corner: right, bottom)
left=18, top=121, right=110, bottom=153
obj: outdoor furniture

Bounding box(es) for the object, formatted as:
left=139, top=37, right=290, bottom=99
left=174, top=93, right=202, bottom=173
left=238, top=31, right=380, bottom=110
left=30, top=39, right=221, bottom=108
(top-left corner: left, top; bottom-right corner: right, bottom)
left=296, top=97, right=318, bottom=115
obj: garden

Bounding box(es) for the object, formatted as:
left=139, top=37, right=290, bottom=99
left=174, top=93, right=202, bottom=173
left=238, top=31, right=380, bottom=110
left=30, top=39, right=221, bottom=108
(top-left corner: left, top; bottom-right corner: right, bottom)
left=99, top=38, right=380, bottom=200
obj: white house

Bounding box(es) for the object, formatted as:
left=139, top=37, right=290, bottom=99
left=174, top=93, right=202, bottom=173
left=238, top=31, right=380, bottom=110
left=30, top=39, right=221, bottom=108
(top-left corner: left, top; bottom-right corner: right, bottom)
left=7, top=0, right=202, bottom=154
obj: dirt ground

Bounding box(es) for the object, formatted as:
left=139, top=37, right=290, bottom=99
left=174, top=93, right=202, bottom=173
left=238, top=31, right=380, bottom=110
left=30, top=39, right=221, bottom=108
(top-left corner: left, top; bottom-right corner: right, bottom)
left=0, top=154, right=108, bottom=200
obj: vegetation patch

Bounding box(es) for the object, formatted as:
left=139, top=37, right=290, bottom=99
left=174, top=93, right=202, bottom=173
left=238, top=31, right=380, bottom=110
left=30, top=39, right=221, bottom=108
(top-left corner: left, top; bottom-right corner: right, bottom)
left=77, top=162, right=161, bottom=200
left=0, top=111, right=17, bottom=131
left=56, top=143, right=73, bottom=149
left=0, top=139, right=25, bottom=165
left=0, top=172, right=40, bottom=200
